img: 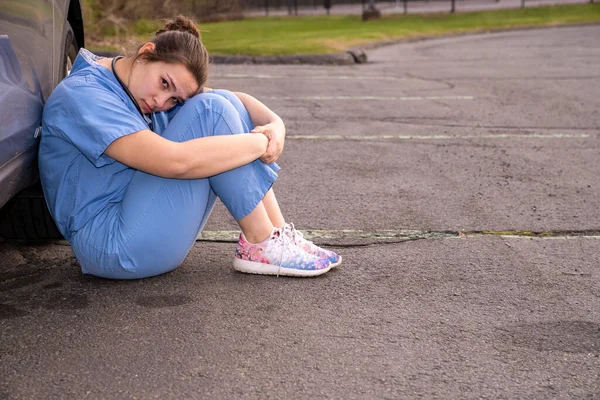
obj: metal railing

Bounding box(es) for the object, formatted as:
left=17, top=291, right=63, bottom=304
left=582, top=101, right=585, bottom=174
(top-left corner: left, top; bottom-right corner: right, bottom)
left=242, top=0, right=593, bottom=16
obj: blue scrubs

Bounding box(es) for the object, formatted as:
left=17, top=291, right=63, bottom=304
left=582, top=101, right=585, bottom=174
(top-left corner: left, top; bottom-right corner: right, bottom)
left=39, top=49, right=279, bottom=279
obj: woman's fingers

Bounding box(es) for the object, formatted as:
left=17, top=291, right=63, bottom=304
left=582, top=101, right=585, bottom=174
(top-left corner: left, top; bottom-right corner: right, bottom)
left=259, top=140, right=278, bottom=163
left=252, top=123, right=284, bottom=163
left=252, top=128, right=273, bottom=161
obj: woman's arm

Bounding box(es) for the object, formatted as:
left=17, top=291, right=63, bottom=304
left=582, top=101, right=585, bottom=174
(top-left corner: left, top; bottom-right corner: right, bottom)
left=233, top=92, right=282, bottom=127
left=104, top=129, right=268, bottom=179
left=233, top=91, right=285, bottom=164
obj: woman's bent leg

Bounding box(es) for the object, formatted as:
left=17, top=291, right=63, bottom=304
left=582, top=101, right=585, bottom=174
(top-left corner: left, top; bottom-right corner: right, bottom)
left=75, top=92, right=331, bottom=279
left=77, top=93, right=279, bottom=279
left=261, top=189, right=285, bottom=229
left=209, top=90, right=285, bottom=228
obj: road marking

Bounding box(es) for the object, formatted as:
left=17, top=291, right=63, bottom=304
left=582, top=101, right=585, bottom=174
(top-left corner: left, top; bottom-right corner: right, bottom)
left=264, top=95, right=474, bottom=101
left=287, top=133, right=592, bottom=141
left=213, top=74, right=407, bottom=81
left=197, top=229, right=600, bottom=243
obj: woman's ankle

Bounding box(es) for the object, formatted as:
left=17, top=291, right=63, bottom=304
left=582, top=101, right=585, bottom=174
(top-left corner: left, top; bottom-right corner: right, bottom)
left=237, top=201, right=276, bottom=244
left=242, top=228, right=273, bottom=244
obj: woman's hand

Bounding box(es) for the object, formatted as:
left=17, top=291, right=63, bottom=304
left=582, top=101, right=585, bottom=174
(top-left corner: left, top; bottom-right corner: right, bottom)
left=251, top=119, right=285, bottom=164
left=232, top=91, right=285, bottom=164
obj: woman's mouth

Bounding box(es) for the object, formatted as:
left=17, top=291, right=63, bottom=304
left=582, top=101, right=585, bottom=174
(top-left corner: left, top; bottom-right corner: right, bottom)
left=141, top=101, right=152, bottom=114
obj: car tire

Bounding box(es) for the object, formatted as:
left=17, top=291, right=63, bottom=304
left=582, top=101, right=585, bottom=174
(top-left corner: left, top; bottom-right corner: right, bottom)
left=0, top=23, right=79, bottom=241
left=63, top=23, right=78, bottom=77
left=0, top=185, right=64, bottom=240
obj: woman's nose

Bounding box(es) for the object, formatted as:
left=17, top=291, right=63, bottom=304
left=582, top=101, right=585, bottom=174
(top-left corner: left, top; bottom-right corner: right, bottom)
left=155, top=94, right=171, bottom=110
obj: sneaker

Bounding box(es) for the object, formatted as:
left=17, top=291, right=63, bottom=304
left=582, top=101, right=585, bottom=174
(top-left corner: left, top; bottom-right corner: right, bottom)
left=233, top=228, right=332, bottom=277
left=284, top=223, right=342, bottom=268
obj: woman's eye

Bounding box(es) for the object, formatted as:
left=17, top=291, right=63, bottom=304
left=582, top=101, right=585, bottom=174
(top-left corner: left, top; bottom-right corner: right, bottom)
left=171, top=97, right=179, bottom=104
left=161, top=78, right=168, bottom=88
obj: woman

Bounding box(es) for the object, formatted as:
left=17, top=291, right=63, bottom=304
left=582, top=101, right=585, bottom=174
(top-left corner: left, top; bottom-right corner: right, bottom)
left=39, top=16, right=341, bottom=280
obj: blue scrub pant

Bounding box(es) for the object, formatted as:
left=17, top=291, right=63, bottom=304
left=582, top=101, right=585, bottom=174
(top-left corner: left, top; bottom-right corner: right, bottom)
left=71, top=90, right=279, bottom=279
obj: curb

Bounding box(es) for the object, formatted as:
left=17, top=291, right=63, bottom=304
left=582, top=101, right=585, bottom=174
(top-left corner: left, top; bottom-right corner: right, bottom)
left=211, top=48, right=367, bottom=65
left=93, top=48, right=368, bottom=65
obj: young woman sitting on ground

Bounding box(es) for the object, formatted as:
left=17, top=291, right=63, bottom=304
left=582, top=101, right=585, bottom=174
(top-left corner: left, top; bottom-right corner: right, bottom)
left=38, top=15, right=341, bottom=280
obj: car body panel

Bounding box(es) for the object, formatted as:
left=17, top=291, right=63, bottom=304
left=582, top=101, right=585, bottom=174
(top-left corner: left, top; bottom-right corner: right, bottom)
left=0, top=0, right=82, bottom=209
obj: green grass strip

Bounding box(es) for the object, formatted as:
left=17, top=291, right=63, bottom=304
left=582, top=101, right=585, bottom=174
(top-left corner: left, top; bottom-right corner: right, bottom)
left=87, top=3, right=600, bottom=56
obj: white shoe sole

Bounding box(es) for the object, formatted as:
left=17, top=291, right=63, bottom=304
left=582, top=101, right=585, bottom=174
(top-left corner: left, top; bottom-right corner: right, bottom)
left=233, top=258, right=332, bottom=277
left=330, top=255, right=342, bottom=268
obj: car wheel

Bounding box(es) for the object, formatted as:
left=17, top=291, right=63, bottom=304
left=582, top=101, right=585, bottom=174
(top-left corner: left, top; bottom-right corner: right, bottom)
left=63, top=23, right=78, bottom=78
left=0, top=23, right=79, bottom=241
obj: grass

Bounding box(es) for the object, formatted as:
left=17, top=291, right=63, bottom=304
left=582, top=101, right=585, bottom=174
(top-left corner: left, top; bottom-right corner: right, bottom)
left=86, top=3, right=600, bottom=56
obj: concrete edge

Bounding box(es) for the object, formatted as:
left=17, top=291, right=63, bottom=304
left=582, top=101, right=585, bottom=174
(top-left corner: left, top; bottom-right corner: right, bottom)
left=92, top=49, right=364, bottom=65
left=211, top=51, right=365, bottom=65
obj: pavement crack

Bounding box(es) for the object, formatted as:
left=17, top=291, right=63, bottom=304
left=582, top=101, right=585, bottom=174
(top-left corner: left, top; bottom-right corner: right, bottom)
left=319, top=237, right=428, bottom=248
left=196, top=229, right=600, bottom=246
left=469, top=230, right=600, bottom=238
left=405, top=72, right=455, bottom=90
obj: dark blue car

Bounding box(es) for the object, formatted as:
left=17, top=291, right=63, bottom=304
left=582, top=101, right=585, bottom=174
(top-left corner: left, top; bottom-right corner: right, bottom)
left=0, top=0, right=84, bottom=239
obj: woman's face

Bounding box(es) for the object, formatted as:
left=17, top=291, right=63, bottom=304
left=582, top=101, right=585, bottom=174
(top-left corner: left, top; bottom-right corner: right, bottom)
left=128, top=59, right=199, bottom=114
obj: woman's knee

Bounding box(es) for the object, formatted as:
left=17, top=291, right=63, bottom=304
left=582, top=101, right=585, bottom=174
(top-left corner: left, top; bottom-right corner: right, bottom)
left=186, top=89, right=254, bottom=133
left=209, top=89, right=236, bottom=101
left=210, top=90, right=254, bottom=129
left=171, top=93, right=250, bottom=137
left=186, top=92, right=238, bottom=116
left=209, top=89, right=243, bottom=109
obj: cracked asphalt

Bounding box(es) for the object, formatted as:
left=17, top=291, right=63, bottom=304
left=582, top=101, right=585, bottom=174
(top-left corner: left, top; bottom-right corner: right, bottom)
left=2, top=25, right=600, bottom=399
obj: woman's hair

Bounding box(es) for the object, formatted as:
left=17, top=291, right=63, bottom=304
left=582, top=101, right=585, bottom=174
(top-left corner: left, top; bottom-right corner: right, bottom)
left=132, top=15, right=209, bottom=92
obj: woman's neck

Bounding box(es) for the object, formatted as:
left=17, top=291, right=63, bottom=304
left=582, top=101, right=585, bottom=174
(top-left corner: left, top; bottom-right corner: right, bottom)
left=97, top=56, right=132, bottom=86
left=112, top=57, right=133, bottom=87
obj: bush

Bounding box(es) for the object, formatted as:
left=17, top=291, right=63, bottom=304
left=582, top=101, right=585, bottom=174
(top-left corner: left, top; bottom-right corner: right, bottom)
left=83, top=0, right=244, bottom=25
left=134, top=19, right=163, bottom=35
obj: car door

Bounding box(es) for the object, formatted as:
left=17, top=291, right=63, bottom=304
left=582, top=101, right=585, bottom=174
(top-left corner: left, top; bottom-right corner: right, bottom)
left=0, top=0, right=57, bottom=208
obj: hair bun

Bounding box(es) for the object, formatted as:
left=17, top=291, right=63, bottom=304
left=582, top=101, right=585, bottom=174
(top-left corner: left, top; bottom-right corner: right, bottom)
left=156, top=15, right=200, bottom=39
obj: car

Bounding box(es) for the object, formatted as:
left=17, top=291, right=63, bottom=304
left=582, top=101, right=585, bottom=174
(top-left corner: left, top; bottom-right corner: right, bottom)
left=0, top=0, right=84, bottom=240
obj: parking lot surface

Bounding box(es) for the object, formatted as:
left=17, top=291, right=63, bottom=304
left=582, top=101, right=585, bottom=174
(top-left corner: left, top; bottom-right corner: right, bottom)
left=1, top=25, right=599, bottom=399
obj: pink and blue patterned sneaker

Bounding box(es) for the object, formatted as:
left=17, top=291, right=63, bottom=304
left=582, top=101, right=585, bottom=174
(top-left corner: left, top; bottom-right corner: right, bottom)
left=233, top=228, right=332, bottom=277
left=284, top=223, right=342, bottom=268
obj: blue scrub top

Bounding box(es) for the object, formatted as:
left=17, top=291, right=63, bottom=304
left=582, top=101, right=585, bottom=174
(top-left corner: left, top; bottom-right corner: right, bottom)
left=39, top=49, right=172, bottom=241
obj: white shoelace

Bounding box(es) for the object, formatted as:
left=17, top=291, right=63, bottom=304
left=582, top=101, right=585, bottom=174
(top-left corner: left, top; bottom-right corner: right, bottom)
left=288, top=223, right=313, bottom=246
left=273, top=228, right=291, bottom=277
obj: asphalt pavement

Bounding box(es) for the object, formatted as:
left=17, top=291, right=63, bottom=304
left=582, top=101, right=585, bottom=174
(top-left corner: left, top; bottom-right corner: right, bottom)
left=2, top=25, right=600, bottom=399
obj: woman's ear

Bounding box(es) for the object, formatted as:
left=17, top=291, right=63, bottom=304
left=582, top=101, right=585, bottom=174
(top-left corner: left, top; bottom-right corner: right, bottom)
left=137, top=42, right=156, bottom=55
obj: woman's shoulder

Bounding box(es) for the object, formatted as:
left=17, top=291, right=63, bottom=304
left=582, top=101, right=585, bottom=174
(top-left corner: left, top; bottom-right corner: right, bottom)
left=48, top=54, right=124, bottom=107
left=43, top=72, right=127, bottom=131
left=70, top=48, right=111, bottom=75
left=57, top=49, right=118, bottom=91
left=45, top=74, right=120, bottom=117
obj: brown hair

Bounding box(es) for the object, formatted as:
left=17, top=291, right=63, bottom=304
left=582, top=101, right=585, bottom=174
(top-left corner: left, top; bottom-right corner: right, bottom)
left=133, top=15, right=209, bottom=92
